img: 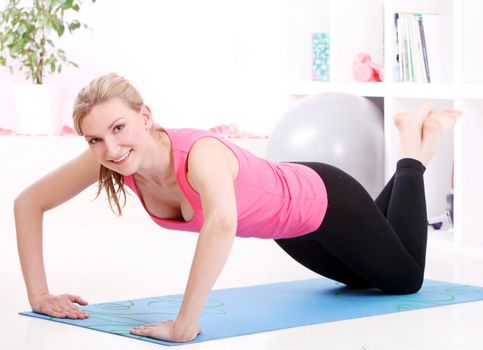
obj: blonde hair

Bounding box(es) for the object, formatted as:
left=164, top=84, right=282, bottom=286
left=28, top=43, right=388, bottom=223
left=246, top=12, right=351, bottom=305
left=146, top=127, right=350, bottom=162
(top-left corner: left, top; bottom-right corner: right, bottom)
left=73, top=73, right=144, bottom=216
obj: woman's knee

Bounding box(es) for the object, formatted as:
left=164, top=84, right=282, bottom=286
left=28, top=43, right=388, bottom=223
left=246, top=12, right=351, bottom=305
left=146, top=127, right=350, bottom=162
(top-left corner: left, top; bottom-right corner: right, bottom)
left=385, top=268, right=424, bottom=294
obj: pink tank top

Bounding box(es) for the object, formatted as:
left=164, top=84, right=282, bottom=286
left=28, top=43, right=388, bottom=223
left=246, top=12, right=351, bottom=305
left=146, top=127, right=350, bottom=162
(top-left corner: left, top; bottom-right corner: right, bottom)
left=124, top=128, right=328, bottom=239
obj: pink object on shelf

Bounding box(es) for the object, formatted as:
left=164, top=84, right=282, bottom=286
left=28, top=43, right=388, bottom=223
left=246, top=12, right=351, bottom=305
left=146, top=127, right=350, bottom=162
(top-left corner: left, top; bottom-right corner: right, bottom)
left=353, top=53, right=384, bottom=82
left=0, top=127, right=14, bottom=135
left=61, top=125, right=75, bottom=135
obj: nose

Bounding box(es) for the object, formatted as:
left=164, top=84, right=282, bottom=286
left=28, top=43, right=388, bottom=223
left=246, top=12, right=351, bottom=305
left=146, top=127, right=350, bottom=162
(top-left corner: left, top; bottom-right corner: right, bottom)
left=104, top=136, right=119, bottom=158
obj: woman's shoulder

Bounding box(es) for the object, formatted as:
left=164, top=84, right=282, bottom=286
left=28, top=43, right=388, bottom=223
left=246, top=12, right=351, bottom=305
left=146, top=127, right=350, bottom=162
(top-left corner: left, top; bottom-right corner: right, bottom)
left=161, top=127, right=226, bottom=150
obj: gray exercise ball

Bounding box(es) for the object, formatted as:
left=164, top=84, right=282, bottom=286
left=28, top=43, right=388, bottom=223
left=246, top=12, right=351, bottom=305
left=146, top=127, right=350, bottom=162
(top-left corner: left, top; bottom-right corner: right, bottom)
left=267, top=92, right=384, bottom=198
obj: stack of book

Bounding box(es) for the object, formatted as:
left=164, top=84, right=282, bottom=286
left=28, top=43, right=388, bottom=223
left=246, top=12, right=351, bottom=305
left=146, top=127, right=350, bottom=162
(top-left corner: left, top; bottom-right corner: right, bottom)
left=394, top=12, right=453, bottom=83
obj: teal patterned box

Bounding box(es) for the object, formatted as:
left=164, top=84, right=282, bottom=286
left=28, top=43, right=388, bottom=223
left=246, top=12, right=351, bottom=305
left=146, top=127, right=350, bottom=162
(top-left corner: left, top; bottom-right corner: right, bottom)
left=312, top=32, right=330, bottom=81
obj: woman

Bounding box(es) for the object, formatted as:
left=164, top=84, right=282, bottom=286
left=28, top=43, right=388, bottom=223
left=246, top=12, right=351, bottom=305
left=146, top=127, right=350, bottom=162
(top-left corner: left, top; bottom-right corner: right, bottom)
left=14, top=73, right=461, bottom=343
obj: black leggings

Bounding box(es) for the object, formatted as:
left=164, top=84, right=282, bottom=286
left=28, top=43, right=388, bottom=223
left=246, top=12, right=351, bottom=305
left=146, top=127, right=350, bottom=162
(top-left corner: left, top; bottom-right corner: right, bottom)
left=274, top=158, right=427, bottom=294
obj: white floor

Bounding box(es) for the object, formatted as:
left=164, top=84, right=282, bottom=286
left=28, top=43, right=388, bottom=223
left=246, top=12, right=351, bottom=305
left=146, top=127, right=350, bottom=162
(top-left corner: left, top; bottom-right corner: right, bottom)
left=3, top=210, right=483, bottom=350
left=2, top=136, right=483, bottom=349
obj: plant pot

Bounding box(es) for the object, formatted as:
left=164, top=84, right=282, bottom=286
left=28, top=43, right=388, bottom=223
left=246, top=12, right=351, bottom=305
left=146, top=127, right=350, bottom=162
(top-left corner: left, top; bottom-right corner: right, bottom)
left=11, top=84, right=63, bottom=135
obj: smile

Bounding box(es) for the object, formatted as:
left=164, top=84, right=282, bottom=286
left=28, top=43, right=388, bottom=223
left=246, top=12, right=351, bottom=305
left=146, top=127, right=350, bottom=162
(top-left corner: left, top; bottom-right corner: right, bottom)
left=112, top=149, right=132, bottom=164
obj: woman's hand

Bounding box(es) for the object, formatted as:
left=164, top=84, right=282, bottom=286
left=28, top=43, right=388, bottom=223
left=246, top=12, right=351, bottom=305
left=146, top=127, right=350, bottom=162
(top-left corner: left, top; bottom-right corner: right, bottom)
left=129, top=320, right=202, bottom=343
left=30, top=293, right=89, bottom=319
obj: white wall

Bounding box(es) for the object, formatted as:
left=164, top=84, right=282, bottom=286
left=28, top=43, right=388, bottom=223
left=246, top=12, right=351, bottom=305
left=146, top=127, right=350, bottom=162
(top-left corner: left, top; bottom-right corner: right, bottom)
left=0, top=0, right=289, bottom=135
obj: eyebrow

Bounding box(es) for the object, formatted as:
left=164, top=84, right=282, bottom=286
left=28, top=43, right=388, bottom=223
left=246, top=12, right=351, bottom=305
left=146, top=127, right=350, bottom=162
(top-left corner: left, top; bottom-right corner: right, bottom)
left=83, top=117, right=125, bottom=138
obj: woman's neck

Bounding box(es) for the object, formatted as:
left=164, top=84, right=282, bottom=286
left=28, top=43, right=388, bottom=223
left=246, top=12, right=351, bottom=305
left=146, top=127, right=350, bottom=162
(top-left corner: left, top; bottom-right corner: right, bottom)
left=135, top=129, right=174, bottom=186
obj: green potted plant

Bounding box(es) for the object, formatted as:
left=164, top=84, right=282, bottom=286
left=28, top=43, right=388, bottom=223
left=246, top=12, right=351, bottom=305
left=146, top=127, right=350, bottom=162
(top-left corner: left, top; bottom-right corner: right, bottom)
left=0, top=0, right=96, bottom=135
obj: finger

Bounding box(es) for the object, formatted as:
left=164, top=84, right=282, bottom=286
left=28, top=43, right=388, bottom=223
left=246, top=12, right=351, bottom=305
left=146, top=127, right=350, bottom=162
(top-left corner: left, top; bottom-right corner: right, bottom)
left=57, top=306, right=77, bottom=319
left=130, top=328, right=152, bottom=337
left=445, top=109, right=462, bottom=117
left=435, top=108, right=463, bottom=117
left=60, top=302, right=79, bottom=312
left=68, top=294, right=89, bottom=306
left=62, top=301, right=87, bottom=316
left=50, top=303, right=80, bottom=320
left=64, top=312, right=79, bottom=319
left=60, top=305, right=84, bottom=319
left=61, top=301, right=79, bottom=311
left=63, top=297, right=89, bottom=318
left=49, top=309, right=67, bottom=318
left=69, top=303, right=89, bottom=318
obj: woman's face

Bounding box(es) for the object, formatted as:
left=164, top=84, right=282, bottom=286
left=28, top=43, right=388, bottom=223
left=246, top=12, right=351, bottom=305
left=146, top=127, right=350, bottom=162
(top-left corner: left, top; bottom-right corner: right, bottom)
left=80, top=97, right=152, bottom=175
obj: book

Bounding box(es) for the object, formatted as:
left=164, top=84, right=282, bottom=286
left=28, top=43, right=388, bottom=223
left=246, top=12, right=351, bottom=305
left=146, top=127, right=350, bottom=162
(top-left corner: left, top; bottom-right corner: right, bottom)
left=410, top=13, right=427, bottom=83
left=393, top=12, right=452, bottom=83
left=417, top=15, right=431, bottom=83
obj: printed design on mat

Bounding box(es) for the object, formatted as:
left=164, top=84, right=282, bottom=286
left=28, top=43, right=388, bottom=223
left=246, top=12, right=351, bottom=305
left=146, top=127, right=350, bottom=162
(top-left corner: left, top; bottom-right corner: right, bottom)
left=334, top=283, right=480, bottom=311
left=45, top=295, right=226, bottom=338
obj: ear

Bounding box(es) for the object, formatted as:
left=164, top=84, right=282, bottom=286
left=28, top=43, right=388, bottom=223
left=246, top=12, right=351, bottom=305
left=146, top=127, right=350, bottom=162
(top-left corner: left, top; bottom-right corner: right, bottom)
left=140, top=105, right=153, bottom=129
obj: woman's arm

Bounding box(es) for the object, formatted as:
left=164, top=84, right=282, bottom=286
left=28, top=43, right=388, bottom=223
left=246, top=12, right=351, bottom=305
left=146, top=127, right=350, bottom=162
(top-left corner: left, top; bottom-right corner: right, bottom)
left=130, top=138, right=238, bottom=342
left=176, top=138, right=238, bottom=321
left=14, top=149, right=99, bottom=317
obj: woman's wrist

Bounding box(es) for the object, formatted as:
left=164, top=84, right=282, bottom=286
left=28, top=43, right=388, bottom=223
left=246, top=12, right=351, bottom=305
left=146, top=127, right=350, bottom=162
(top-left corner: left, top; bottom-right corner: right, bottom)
left=172, top=318, right=199, bottom=342
left=28, top=290, right=50, bottom=304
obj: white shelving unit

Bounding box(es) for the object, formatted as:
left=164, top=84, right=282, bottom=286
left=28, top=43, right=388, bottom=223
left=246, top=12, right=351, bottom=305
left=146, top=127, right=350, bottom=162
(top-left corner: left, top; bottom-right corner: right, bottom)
left=286, top=0, right=483, bottom=247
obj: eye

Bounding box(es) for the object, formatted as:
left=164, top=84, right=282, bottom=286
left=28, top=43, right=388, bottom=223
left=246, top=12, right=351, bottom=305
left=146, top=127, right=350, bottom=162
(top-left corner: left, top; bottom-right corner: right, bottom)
left=113, top=124, right=125, bottom=133
left=88, top=138, right=101, bottom=145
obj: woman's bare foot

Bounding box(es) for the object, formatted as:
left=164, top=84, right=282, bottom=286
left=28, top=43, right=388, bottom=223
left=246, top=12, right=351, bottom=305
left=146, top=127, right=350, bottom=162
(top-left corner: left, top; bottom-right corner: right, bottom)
left=394, top=102, right=433, bottom=162
left=420, top=108, right=462, bottom=166
left=394, top=102, right=432, bottom=131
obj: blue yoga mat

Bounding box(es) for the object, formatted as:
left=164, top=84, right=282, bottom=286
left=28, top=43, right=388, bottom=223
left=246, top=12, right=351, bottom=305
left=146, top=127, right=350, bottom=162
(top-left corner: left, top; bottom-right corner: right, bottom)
left=20, top=278, right=483, bottom=346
